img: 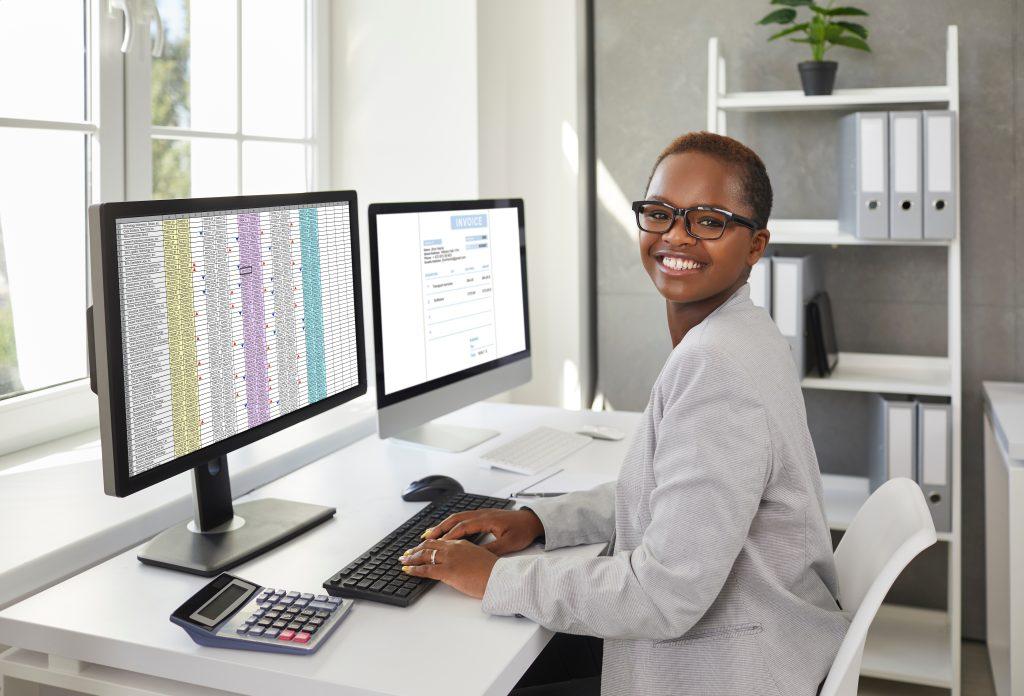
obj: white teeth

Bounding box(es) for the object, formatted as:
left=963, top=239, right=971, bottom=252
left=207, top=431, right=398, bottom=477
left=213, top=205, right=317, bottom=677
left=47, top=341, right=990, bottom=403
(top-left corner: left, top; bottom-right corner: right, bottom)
left=660, top=256, right=703, bottom=271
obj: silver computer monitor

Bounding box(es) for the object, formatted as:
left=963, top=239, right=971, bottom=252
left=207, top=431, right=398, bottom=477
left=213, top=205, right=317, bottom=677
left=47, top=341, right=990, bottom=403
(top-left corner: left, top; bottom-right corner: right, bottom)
left=368, top=199, right=530, bottom=452
left=88, top=191, right=366, bottom=575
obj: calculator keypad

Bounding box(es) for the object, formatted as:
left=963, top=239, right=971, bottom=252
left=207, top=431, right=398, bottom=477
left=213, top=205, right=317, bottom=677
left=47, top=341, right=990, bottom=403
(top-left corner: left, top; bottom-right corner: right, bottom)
left=226, top=586, right=346, bottom=651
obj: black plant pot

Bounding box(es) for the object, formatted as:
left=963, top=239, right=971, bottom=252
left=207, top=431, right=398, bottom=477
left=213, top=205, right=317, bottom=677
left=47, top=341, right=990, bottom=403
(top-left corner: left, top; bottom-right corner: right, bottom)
left=798, top=60, right=838, bottom=96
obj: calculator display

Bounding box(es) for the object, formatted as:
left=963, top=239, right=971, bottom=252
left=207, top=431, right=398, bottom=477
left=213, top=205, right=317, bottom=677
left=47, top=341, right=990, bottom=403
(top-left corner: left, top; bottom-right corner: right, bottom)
left=198, top=584, right=248, bottom=621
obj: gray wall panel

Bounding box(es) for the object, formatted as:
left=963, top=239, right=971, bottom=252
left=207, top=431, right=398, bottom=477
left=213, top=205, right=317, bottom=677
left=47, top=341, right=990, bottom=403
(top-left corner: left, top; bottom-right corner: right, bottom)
left=595, top=0, right=1022, bottom=639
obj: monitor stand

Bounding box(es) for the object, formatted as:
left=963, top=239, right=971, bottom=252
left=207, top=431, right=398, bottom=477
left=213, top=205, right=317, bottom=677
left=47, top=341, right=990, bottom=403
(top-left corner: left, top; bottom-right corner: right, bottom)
left=137, top=456, right=335, bottom=576
left=390, top=422, right=498, bottom=453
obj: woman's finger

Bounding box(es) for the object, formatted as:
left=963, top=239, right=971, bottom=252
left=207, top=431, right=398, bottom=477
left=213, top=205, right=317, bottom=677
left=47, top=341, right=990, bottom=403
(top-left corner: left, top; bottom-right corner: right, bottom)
left=398, top=539, right=446, bottom=565
left=402, top=562, right=441, bottom=580
left=439, top=518, right=489, bottom=541
left=421, top=512, right=472, bottom=539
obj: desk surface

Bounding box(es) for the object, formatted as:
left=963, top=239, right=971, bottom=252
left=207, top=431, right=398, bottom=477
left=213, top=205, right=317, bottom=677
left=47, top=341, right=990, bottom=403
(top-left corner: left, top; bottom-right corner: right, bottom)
left=0, top=402, right=640, bottom=696
left=0, top=396, right=377, bottom=609
left=984, top=381, right=1024, bottom=462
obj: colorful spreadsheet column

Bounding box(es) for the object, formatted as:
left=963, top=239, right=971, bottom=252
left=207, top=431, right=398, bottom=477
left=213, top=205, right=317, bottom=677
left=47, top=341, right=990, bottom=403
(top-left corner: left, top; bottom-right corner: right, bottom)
left=238, top=212, right=270, bottom=427
left=300, top=207, right=327, bottom=403
left=162, top=217, right=201, bottom=456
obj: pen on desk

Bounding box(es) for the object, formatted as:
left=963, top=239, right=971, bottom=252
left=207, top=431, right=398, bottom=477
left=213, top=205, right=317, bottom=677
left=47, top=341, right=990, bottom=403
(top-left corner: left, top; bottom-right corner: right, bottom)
left=510, top=468, right=564, bottom=498
left=515, top=491, right=568, bottom=498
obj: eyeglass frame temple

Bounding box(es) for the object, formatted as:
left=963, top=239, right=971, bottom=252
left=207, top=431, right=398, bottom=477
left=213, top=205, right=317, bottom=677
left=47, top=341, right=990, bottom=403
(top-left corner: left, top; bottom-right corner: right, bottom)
left=630, top=200, right=762, bottom=236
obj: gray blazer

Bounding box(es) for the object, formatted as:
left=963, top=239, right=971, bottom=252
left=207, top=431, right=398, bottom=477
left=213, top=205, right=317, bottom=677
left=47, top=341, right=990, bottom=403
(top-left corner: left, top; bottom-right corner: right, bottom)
left=482, top=285, right=849, bottom=695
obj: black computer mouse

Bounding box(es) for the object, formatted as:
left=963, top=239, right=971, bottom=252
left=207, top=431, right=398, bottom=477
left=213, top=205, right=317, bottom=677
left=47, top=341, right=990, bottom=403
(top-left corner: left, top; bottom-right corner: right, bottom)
left=402, top=474, right=465, bottom=502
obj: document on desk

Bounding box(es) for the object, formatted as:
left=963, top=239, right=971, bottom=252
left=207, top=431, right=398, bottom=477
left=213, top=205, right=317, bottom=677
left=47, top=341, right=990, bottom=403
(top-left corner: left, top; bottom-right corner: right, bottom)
left=494, top=469, right=617, bottom=500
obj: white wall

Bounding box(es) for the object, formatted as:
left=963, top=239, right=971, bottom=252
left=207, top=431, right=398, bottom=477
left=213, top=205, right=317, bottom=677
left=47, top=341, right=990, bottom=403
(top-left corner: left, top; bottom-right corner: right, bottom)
left=330, top=1, right=479, bottom=205
left=329, top=0, right=590, bottom=409
left=477, top=0, right=589, bottom=409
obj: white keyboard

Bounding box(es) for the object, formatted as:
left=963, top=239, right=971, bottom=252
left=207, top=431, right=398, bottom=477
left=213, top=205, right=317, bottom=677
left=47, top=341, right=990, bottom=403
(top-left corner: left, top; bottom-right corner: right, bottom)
left=480, top=427, right=592, bottom=475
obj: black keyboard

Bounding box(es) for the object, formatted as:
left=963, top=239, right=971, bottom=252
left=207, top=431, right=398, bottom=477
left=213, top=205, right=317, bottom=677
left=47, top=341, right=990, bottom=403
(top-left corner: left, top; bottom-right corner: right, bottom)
left=323, top=492, right=515, bottom=607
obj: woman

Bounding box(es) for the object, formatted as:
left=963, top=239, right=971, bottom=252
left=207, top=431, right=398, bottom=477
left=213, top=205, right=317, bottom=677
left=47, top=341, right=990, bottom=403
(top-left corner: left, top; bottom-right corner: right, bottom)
left=398, top=132, right=849, bottom=695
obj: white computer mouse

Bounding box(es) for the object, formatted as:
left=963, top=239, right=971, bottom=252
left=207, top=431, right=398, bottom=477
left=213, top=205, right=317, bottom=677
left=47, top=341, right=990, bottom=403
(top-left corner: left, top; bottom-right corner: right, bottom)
left=576, top=425, right=625, bottom=441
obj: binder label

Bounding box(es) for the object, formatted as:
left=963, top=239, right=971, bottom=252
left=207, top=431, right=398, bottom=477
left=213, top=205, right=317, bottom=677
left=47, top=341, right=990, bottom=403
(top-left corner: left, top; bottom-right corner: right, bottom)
left=893, top=117, right=920, bottom=192
left=773, top=263, right=798, bottom=336
left=926, top=114, right=953, bottom=192
left=922, top=407, right=949, bottom=485
left=860, top=118, right=885, bottom=193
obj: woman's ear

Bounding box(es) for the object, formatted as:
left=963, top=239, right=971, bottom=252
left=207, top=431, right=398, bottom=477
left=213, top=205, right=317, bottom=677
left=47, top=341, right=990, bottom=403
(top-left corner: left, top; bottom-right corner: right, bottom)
left=747, top=228, right=770, bottom=266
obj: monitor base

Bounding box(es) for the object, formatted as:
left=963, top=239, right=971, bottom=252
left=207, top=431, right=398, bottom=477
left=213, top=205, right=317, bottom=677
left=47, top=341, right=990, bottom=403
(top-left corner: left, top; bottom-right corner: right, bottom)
left=390, top=423, right=499, bottom=453
left=138, top=498, right=335, bottom=576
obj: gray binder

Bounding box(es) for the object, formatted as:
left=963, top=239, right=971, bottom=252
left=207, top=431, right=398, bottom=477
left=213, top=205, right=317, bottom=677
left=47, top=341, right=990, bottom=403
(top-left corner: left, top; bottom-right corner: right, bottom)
left=868, top=394, right=917, bottom=492
left=749, top=256, right=772, bottom=313
left=770, top=255, right=821, bottom=377
left=922, top=110, right=957, bottom=240
left=917, top=399, right=952, bottom=533
left=838, top=112, right=888, bottom=239
left=889, top=111, right=923, bottom=240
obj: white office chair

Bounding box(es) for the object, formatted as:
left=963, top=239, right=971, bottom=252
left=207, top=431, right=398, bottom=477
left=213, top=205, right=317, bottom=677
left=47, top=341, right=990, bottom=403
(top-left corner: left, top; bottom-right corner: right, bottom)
left=819, top=477, right=937, bottom=696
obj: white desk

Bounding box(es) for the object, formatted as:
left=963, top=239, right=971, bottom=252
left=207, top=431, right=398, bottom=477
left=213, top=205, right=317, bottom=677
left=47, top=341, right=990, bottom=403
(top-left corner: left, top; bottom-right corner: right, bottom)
left=983, top=382, right=1024, bottom=696
left=0, top=397, right=376, bottom=610
left=0, top=403, right=640, bottom=696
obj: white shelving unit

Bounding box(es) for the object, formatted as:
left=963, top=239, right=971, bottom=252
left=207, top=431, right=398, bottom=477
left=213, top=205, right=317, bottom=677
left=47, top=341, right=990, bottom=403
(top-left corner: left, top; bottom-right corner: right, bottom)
left=707, top=26, right=963, bottom=694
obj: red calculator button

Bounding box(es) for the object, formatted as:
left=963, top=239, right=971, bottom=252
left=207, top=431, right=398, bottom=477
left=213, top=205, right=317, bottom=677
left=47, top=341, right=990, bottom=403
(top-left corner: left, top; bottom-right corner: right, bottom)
left=278, top=630, right=296, bottom=641
left=293, top=632, right=311, bottom=644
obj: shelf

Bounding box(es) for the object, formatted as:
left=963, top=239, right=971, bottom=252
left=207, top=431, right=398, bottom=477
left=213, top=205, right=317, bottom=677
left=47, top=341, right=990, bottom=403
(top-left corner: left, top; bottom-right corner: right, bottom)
left=716, top=85, right=952, bottom=112
left=861, top=605, right=953, bottom=688
left=801, top=353, right=951, bottom=396
left=821, top=474, right=952, bottom=541
left=768, top=219, right=952, bottom=246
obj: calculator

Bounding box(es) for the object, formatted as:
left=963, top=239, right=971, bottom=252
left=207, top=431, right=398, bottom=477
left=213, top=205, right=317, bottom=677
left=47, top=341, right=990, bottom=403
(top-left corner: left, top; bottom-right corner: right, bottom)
left=170, top=573, right=353, bottom=654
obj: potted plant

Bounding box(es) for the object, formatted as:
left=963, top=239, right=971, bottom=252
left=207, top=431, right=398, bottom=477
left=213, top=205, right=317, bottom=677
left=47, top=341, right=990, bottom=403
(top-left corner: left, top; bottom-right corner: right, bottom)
left=757, top=0, right=871, bottom=96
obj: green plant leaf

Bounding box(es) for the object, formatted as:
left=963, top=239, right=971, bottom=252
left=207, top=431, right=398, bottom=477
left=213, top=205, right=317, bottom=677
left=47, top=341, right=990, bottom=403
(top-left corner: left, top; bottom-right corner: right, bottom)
left=821, top=6, right=869, bottom=16
left=758, top=8, right=797, bottom=24
left=825, top=24, right=845, bottom=41
left=770, top=0, right=813, bottom=6
left=835, top=21, right=868, bottom=38
left=788, top=37, right=813, bottom=43
left=831, top=34, right=871, bottom=51
left=769, top=22, right=809, bottom=40
left=808, top=14, right=826, bottom=42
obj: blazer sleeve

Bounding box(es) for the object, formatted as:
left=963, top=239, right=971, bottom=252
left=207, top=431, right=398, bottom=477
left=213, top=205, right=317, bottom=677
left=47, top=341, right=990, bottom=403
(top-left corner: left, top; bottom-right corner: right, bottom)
left=520, top=481, right=617, bottom=551
left=481, top=347, right=771, bottom=641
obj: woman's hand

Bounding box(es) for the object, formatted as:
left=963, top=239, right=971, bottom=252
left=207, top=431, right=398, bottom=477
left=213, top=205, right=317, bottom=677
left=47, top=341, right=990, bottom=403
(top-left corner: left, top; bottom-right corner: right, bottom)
left=398, top=539, right=499, bottom=599
left=421, top=508, right=545, bottom=555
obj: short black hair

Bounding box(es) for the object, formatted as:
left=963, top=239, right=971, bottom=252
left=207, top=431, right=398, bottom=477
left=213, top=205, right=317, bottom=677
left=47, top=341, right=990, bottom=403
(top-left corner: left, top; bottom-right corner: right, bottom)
left=645, top=131, right=773, bottom=229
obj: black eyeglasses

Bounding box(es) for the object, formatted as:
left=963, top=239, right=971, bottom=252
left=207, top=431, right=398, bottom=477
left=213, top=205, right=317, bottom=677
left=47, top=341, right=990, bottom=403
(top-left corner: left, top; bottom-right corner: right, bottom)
left=631, top=200, right=761, bottom=240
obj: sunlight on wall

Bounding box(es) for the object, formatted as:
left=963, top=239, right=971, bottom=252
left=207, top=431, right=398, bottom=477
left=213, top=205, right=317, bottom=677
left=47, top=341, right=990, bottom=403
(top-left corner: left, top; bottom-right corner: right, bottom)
left=561, top=358, right=581, bottom=410
left=596, top=159, right=636, bottom=242
left=561, top=121, right=579, bottom=176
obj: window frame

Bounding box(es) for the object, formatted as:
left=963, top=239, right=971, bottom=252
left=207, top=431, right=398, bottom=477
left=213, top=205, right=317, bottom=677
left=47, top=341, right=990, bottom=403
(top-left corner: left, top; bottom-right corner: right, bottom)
left=0, top=0, right=331, bottom=457
left=125, top=0, right=331, bottom=199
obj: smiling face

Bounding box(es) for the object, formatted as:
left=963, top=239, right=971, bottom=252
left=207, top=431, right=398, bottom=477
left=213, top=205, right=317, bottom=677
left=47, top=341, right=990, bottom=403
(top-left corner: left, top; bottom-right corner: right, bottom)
left=640, top=151, right=769, bottom=305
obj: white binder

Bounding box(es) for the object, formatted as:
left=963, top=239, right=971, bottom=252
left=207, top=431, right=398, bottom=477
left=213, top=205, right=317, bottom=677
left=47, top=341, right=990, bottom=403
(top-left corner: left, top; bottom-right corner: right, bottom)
left=917, top=399, right=952, bottom=532
left=869, top=395, right=917, bottom=491
left=748, top=256, right=772, bottom=313
left=889, top=111, right=924, bottom=240
left=837, top=112, right=888, bottom=239
left=770, top=255, right=821, bottom=377
left=922, top=110, right=957, bottom=240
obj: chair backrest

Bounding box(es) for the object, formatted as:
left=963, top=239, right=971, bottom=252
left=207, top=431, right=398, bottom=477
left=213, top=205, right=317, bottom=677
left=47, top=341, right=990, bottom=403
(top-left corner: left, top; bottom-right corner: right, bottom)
left=819, top=477, right=937, bottom=696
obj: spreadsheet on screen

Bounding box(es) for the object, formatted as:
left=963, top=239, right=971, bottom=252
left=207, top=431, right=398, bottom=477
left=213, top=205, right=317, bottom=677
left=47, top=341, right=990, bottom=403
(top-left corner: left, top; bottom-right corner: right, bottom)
left=114, top=202, right=359, bottom=477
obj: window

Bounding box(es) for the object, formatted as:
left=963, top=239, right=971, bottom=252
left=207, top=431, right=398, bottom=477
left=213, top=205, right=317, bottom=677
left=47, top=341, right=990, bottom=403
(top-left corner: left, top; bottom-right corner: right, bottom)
left=0, top=0, right=328, bottom=455
left=136, top=0, right=324, bottom=200
left=0, top=1, right=120, bottom=404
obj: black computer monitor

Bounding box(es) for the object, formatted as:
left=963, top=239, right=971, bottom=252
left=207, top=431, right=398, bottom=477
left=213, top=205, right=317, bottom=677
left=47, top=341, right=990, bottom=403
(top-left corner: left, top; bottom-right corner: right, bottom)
left=368, top=199, right=530, bottom=452
left=87, top=191, right=365, bottom=575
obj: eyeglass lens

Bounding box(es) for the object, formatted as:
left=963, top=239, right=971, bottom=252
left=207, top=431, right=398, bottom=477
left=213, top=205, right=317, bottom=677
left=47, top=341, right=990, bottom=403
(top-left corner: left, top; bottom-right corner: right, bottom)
left=636, top=203, right=728, bottom=238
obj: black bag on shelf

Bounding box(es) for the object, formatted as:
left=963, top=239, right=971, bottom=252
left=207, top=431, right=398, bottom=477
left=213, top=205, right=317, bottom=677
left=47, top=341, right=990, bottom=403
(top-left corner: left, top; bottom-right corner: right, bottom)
left=806, top=291, right=839, bottom=377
